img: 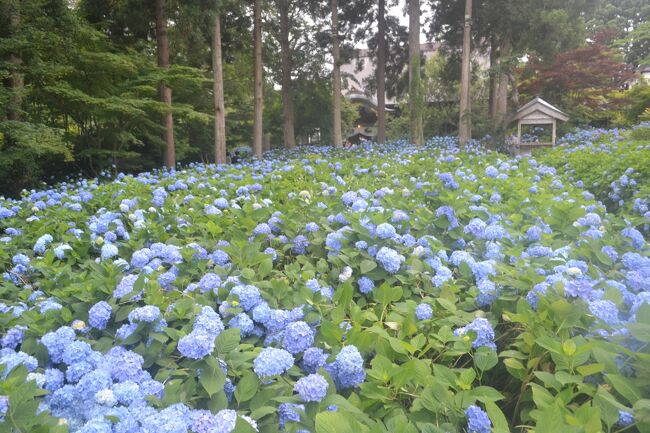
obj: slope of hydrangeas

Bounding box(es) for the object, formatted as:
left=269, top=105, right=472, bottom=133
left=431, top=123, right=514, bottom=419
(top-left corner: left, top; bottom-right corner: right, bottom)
left=0, top=136, right=649, bottom=433
left=539, top=123, right=650, bottom=227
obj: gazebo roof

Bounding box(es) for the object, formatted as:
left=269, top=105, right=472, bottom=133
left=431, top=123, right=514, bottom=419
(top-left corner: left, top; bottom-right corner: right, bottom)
left=513, top=97, right=569, bottom=122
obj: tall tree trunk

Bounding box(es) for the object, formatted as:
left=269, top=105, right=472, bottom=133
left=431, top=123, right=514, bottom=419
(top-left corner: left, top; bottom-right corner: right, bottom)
left=458, top=0, right=472, bottom=146
left=408, top=0, right=423, bottom=146
left=155, top=0, right=175, bottom=168
left=495, top=38, right=511, bottom=133
left=331, top=0, right=343, bottom=147
left=376, top=0, right=386, bottom=145
left=7, top=0, right=23, bottom=121
left=278, top=0, right=296, bottom=149
left=507, top=71, right=519, bottom=111
left=488, top=36, right=498, bottom=122
left=213, top=14, right=227, bottom=164
left=253, top=0, right=264, bottom=158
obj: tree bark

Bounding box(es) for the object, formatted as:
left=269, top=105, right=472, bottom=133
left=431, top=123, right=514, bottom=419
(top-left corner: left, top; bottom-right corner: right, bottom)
left=7, top=0, right=23, bottom=121
left=458, top=0, right=472, bottom=146
left=495, top=38, right=511, bottom=132
left=154, top=0, right=175, bottom=168
left=376, top=0, right=386, bottom=145
left=253, top=0, right=264, bottom=158
left=408, top=0, right=423, bottom=146
left=213, top=14, right=227, bottom=164
left=331, top=0, right=343, bottom=147
left=488, top=36, right=498, bottom=122
left=278, top=0, right=296, bottom=149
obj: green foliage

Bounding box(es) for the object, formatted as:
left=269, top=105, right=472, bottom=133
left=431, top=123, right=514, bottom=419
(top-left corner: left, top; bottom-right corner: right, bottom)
left=538, top=128, right=650, bottom=213
left=0, top=366, right=67, bottom=433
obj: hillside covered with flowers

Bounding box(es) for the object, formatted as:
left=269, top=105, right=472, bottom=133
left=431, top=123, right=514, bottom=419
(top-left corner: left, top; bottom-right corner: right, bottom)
left=0, top=132, right=649, bottom=433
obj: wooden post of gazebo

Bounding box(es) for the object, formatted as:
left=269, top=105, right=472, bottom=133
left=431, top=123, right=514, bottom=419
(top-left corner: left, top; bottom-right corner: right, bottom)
left=513, top=97, right=568, bottom=155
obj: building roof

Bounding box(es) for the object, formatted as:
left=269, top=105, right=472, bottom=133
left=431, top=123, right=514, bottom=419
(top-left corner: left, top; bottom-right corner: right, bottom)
left=513, top=97, right=569, bottom=122
left=341, top=43, right=442, bottom=105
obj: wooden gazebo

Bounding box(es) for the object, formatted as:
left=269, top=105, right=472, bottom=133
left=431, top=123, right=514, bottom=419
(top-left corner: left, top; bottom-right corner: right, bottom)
left=513, top=97, right=569, bottom=151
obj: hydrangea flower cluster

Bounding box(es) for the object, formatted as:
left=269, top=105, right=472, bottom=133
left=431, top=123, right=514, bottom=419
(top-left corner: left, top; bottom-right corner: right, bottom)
left=177, top=306, right=224, bottom=359
left=465, top=405, right=491, bottom=433
left=454, top=318, right=497, bottom=350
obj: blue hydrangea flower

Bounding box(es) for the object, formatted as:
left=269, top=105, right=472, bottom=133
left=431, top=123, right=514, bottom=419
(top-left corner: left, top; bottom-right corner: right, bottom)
left=282, top=321, right=314, bottom=354
left=415, top=303, right=433, bottom=320
left=476, top=278, right=498, bottom=307
left=302, top=347, right=328, bottom=374
left=325, top=231, right=346, bottom=251
left=33, top=234, right=53, bottom=254
left=376, top=247, right=404, bottom=274
left=210, top=249, right=231, bottom=267
left=193, top=306, right=224, bottom=337
left=1, top=325, right=26, bottom=350
left=253, top=223, right=272, bottom=236
left=278, top=403, right=304, bottom=430
left=178, top=331, right=215, bottom=359
left=616, top=410, right=634, bottom=427
left=306, top=279, right=321, bottom=292
left=158, top=271, right=176, bottom=288
left=115, top=323, right=138, bottom=340
left=88, top=301, right=112, bottom=330
left=294, top=373, right=328, bottom=402
left=0, top=350, right=38, bottom=377
left=435, top=206, right=459, bottom=229
left=330, top=345, right=365, bottom=389
left=622, top=227, right=645, bottom=249
left=0, top=395, right=8, bottom=420
left=102, top=347, right=145, bottom=383
left=229, top=313, right=254, bottom=337
left=41, top=326, right=76, bottom=363
left=454, top=318, right=496, bottom=350
left=376, top=223, right=397, bottom=240
left=432, top=266, right=453, bottom=287
left=253, top=348, right=294, bottom=377
left=464, top=218, right=486, bottom=237
left=292, top=235, right=310, bottom=254
left=113, top=274, right=141, bottom=299
left=358, top=276, right=374, bottom=294
left=305, top=222, right=319, bottom=232
left=128, top=305, right=161, bottom=323
left=44, top=368, right=64, bottom=391
left=485, top=166, right=498, bottom=177
left=465, top=405, right=491, bottom=433
left=131, top=249, right=152, bottom=268
left=190, top=410, right=219, bottom=433
left=438, top=172, right=459, bottom=189
left=39, top=298, right=63, bottom=313
left=12, top=254, right=30, bottom=267
left=526, top=226, right=542, bottom=242
left=564, top=279, right=594, bottom=300
left=100, top=243, right=119, bottom=261
left=588, top=300, right=620, bottom=326
left=61, top=340, right=96, bottom=366
left=230, top=285, right=263, bottom=311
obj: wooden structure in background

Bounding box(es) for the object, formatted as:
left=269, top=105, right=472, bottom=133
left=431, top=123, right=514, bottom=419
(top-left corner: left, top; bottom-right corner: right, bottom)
left=513, top=97, right=568, bottom=153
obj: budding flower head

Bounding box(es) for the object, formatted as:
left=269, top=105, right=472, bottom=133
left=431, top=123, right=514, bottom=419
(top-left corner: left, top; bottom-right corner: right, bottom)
left=339, top=266, right=353, bottom=282
left=566, top=267, right=582, bottom=277
left=72, top=320, right=86, bottom=330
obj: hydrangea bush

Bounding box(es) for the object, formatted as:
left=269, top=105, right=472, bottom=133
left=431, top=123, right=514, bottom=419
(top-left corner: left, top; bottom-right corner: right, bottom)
left=540, top=125, right=650, bottom=216
left=0, top=134, right=649, bottom=433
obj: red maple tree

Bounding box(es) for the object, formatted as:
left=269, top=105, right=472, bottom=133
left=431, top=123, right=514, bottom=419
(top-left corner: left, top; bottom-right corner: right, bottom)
left=519, top=43, right=634, bottom=117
